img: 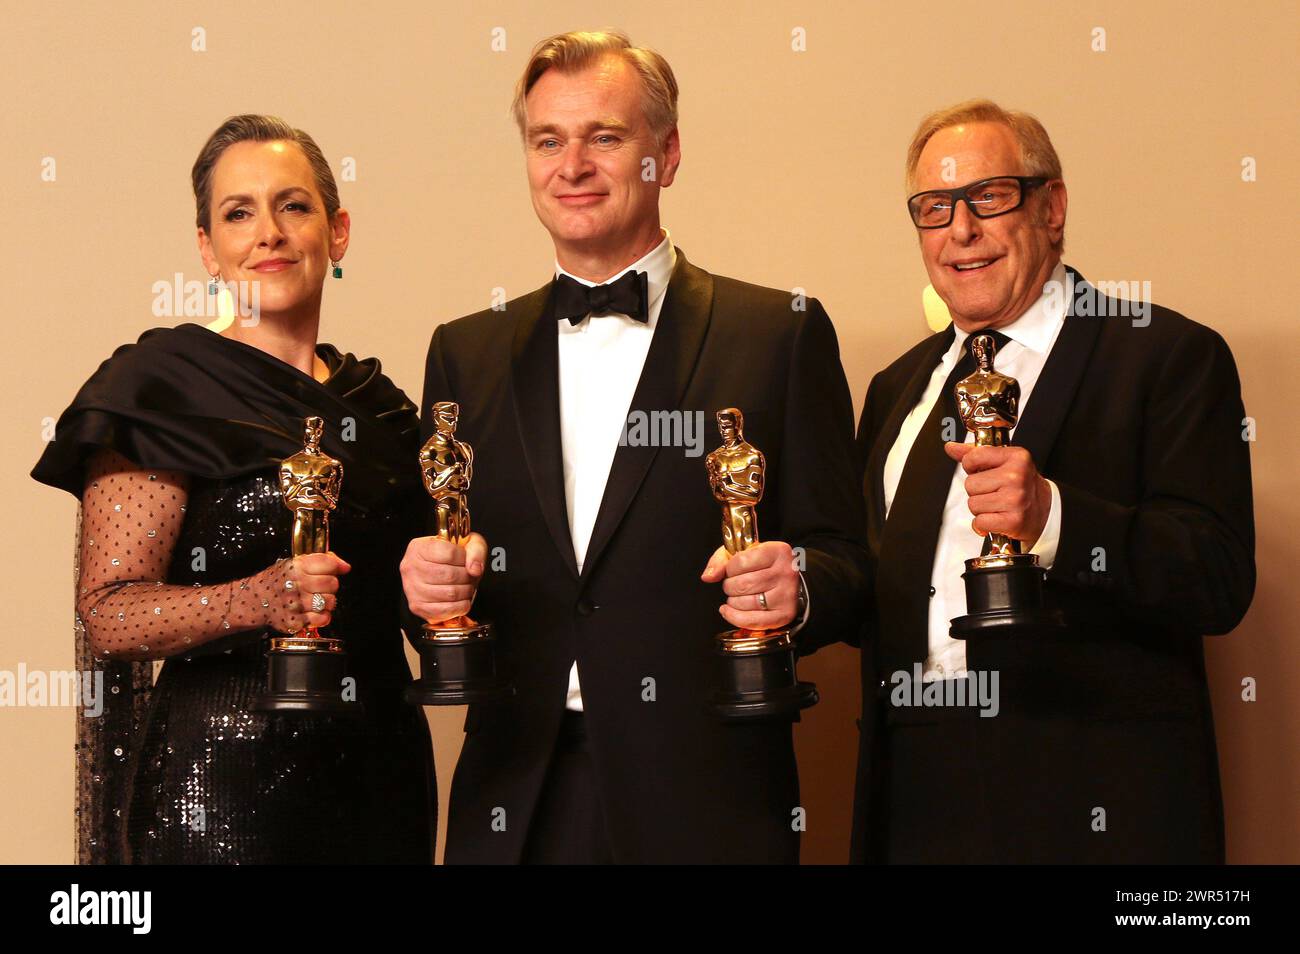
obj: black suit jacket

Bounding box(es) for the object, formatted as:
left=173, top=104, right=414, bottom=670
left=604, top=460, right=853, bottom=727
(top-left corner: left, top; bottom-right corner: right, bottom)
left=419, top=248, right=869, bottom=863
left=852, top=268, right=1255, bottom=863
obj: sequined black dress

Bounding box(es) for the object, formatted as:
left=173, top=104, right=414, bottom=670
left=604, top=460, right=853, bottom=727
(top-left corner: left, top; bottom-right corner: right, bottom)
left=122, top=468, right=433, bottom=863
left=32, top=324, right=435, bottom=864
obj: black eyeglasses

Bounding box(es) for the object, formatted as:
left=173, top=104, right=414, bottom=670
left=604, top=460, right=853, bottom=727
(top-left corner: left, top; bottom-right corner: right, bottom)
left=907, top=176, right=1049, bottom=229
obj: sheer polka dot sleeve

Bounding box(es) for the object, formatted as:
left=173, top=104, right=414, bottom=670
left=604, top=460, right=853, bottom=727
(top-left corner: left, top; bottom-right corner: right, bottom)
left=76, top=448, right=312, bottom=660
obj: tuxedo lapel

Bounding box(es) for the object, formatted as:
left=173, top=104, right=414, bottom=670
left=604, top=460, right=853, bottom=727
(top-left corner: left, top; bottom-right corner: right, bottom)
left=872, top=326, right=966, bottom=670
left=1013, top=267, right=1104, bottom=469
left=510, top=281, right=579, bottom=578
left=866, top=327, right=955, bottom=553
left=579, top=248, right=714, bottom=583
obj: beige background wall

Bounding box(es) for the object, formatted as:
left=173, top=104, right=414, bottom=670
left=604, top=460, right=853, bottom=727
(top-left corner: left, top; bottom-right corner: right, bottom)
left=2, top=1, right=1295, bottom=863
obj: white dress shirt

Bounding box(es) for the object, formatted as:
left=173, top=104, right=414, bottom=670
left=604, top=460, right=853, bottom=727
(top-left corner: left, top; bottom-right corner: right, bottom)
left=557, top=231, right=677, bottom=710
left=882, top=262, right=1069, bottom=680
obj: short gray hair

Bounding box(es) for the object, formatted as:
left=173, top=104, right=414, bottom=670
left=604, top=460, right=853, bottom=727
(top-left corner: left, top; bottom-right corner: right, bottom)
left=905, top=98, right=1062, bottom=191
left=512, top=31, right=679, bottom=144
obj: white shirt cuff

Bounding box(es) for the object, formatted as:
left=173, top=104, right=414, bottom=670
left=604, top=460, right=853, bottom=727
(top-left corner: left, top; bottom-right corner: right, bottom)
left=1029, top=478, right=1062, bottom=569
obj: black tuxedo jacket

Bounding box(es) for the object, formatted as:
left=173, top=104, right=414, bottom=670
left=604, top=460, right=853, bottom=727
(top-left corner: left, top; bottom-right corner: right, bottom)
left=419, top=248, right=869, bottom=863
left=852, top=267, right=1255, bottom=863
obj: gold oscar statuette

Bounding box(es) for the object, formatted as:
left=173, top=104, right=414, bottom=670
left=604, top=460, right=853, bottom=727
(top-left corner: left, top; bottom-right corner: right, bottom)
left=949, top=335, right=1065, bottom=638
left=253, top=415, right=360, bottom=714
left=705, top=407, right=817, bottom=720
left=406, top=401, right=513, bottom=705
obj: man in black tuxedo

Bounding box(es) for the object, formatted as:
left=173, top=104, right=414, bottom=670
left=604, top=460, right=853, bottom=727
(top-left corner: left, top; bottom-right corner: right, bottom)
left=853, top=100, right=1255, bottom=863
left=401, top=30, right=868, bottom=863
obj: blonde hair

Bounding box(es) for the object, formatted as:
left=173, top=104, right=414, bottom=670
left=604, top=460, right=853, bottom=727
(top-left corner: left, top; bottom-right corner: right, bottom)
left=512, top=31, right=679, bottom=144
left=191, top=114, right=340, bottom=233
left=905, top=99, right=1062, bottom=192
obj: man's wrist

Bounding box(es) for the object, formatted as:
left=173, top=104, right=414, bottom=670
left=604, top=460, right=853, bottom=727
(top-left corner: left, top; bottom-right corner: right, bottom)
left=791, top=572, right=811, bottom=634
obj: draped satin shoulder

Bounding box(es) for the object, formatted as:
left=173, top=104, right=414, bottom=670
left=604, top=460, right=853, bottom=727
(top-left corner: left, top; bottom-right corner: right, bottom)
left=32, top=323, right=420, bottom=510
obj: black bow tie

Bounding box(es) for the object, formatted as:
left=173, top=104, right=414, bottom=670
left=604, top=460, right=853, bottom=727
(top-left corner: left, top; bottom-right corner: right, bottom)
left=554, top=270, right=650, bottom=325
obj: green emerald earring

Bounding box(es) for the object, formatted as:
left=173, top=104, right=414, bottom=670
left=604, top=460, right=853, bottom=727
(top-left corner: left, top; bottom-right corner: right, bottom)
left=331, top=260, right=343, bottom=279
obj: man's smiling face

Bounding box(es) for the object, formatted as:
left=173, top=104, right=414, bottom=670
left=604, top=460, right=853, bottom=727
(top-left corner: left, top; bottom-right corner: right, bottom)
left=913, top=122, right=1066, bottom=332
left=523, top=54, right=677, bottom=268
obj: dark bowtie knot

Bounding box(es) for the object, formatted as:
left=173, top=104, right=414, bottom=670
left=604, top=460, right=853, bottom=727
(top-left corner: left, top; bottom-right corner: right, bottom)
left=554, top=270, right=650, bottom=325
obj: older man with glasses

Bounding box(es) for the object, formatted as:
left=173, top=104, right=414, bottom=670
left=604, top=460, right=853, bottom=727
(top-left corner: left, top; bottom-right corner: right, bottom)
left=851, top=99, right=1255, bottom=864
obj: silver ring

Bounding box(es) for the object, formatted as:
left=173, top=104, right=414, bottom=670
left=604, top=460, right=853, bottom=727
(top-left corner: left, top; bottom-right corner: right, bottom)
left=757, top=591, right=768, bottom=610
left=284, top=579, right=296, bottom=591
left=311, top=593, right=326, bottom=613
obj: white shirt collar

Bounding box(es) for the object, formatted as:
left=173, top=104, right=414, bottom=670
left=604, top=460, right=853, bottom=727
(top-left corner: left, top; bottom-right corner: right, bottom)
left=554, top=229, right=676, bottom=317
left=952, top=261, right=1070, bottom=356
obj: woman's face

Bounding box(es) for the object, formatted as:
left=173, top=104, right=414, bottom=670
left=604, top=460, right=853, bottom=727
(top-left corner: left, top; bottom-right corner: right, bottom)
left=198, top=139, right=348, bottom=321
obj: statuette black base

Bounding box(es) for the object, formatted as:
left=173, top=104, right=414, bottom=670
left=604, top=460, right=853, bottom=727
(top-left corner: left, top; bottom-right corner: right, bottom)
left=950, top=554, right=1065, bottom=639
left=252, top=637, right=361, bottom=715
left=710, top=630, right=819, bottom=722
left=406, top=620, right=515, bottom=706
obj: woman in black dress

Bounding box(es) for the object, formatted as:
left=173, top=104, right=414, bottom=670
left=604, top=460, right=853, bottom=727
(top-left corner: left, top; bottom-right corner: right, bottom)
left=32, top=115, right=435, bottom=864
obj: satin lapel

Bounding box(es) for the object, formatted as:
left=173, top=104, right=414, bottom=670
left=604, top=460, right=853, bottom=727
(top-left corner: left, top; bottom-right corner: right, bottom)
left=1012, top=268, right=1104, bottom=469
left=510, top=281, right=579, bottom=578
left=867, top=327, right=955, bottom=553
left=579, top=248, right=714, bottom=583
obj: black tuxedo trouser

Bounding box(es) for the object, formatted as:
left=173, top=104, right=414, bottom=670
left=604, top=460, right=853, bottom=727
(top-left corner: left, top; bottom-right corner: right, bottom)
left=878, top=682, right=1222, bottom=864
left=521, top=711, right=614, bottom=865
